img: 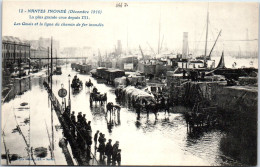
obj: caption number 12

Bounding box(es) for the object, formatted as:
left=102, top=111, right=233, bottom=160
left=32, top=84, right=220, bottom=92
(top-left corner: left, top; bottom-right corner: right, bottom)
left=19, top=9, right=23, bottom=13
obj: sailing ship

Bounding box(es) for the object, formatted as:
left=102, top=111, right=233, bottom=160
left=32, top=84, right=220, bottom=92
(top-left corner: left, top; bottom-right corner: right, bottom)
left=178, top=6, right=257, bottom=79
left=191, top=7, right=222, bottom=70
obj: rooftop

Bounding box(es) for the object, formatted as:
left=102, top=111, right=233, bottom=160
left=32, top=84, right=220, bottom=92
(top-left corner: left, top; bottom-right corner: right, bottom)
left=2, top=36, right=30, bottom=45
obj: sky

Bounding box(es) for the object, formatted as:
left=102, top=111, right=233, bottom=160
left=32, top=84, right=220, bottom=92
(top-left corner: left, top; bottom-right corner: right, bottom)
left=2, top=1, right=259, bottom=55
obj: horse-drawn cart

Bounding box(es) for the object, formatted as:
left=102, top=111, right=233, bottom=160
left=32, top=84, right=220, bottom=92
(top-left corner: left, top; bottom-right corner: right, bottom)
left=71, top=77, right=83, bottom=93
left=123, top=86, right=155, bottom=103
left=90, top=92, right=107, bottom=106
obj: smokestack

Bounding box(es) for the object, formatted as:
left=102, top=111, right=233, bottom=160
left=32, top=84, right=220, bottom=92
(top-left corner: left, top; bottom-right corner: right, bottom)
left=182, top=32, right=188, bottom=59
left=117, top=40, right=122, bottom=55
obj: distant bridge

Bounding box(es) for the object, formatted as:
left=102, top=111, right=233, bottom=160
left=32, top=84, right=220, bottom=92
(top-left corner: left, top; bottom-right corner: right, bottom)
left=29, top=57, right=88, bottom=60
left=3, top=57, right=88, bottom=61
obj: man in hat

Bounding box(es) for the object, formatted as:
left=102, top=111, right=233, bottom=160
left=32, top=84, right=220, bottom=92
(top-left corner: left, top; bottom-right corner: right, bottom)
left=98, top=138, right=106, bottom=161
left=77, top=112, right=83, bottom=123
left=82, top=114, right=87, bottom=127
left=116, top=149, right=121, bottom=166
left=63, top=106, right=70, bottom=124
left=71, top=111, right=76, bottom=125
left=105, top=139, right=113, bottom=165
left=112, top=141, right=119, bottom=165
left=70, top=111, right=76, bottom=137
left=98, top=133, right=103, bottom=147
left=86, top=135, right=93, bottom=160
left=94, top=130, right=99, bottom=149
left=86, top=121, right=92, bottom=131
left=102, top=134, right=106, bottom=143
left=93, top=86, right=98, bottom=94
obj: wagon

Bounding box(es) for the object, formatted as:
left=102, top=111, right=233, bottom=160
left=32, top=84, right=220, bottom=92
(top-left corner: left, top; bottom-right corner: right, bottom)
left=96, top=67, right=108, bottom=78
left=123, top=86, right=155, bottom=103
left=71, top=63, right=76, bottom=69
left=104, top=69, right=125, bottom=84
left=80, top=64, right=92, bottom=73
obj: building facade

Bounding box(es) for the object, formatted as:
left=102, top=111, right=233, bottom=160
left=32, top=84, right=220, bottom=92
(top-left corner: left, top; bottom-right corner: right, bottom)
left=2, top=36, right=30, bottom=70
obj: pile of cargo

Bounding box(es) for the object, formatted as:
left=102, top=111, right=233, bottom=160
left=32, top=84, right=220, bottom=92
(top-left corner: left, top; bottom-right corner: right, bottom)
left=114, top=72, right=146, bottom=88
left=114, top=77, right=127, bottom=87
left=123, top=86, right=155, bottom=102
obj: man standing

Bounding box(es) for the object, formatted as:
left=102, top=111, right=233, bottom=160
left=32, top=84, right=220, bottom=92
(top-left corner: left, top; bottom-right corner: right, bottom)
left=86, top=121, right=92, bottom=131
left=77, top=112, right=83, bottom=123
left=82, top=114, right=87, bottom=127
left=86, top=135, right=93, bottom=160
left=112, top=141, right=119, bottom=165
left=135, top=102, right=142, bottom=120
left=71, top=111, right=76, bottom=125
left=165, top=98, right=170, bottom=115
left=105, top=139, right=113, bottom=165
left=116, top=149, right=121, bottom=166
left=70, top=111, right=76, bottom=137
left=93, top=87, right=98, bottom=94
left=98, top=138, right=106, bottom=161
left=94, top=130, right=99, bottom=149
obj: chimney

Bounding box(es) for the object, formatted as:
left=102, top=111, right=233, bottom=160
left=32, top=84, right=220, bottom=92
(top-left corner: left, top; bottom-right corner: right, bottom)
left=117, top=40, right=122, bottom=55
left=182, top=32, right=188, bottom=59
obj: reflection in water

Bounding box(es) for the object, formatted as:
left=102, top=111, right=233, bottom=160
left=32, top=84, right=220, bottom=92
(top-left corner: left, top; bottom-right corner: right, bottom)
left=91, top=106, right=106, bottom=122
left=105, top=110, right=121, bottom=133
left=135, top=120, right=141, bottom=129
left=219, top=108, right=257, bottom=166
left=3, top=76, right=32, bottom=103
left=105, top=116, right=114, bottom=133
left=186, top=129, right=206, bottom=147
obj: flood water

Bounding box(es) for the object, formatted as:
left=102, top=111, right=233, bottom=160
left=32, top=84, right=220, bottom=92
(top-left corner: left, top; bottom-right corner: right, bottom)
left=1, top=65, right=245, bottom=166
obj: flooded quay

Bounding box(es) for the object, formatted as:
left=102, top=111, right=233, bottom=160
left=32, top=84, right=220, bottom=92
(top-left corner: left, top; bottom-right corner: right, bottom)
left=1, top=66, right=252, bottom=166
left=2, top=1, right=259, bottom=166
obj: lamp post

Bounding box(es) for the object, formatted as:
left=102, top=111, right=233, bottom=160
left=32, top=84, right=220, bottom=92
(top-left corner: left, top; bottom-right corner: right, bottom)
left=68, top=74, right=71, bottom=110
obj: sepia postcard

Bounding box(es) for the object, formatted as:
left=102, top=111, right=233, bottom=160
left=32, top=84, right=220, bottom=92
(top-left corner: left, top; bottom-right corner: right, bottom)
left=1, top=0, right=258, bottom=166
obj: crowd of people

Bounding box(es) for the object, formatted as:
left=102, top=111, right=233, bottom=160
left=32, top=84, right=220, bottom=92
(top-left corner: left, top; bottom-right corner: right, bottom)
left=44, top=79, right=121, bottom=165
left=63, top=107, right=93, bottom=160
left=94, top=130, right=121, bottom=166
left=63, top=106, right=121, bottom=165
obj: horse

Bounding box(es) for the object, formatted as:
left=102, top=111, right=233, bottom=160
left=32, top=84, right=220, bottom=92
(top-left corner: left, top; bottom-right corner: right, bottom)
left=144, top=101, right=159, bottom=120
left=106, top=102, right=114, bottom=117
left=106, top=102, right=121, bottom=118
left=113, top=105, right=121, bottom=116
left=184, top=112, right=193, bottom=131
left=90, top=92, right=107, bottom=106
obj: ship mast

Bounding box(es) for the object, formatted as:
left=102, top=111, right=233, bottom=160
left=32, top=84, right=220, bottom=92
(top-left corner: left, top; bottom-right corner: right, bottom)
left=204, top=4, right=209, bottom=67
left=127, top=25, right=129, bottom=55
left=158, top=8, right=161, bottom=56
